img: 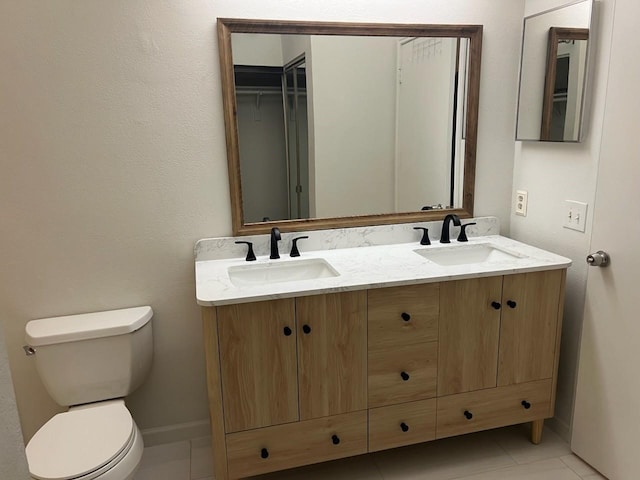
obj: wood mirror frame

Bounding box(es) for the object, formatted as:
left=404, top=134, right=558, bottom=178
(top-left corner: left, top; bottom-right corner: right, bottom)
left=217, top=18, right=483, bottom=235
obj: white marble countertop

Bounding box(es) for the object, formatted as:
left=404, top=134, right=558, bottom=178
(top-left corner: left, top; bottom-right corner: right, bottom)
left=195, top=235, right=571, bottom=306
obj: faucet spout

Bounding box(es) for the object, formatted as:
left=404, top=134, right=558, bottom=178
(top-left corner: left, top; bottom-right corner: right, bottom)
left=440, top=214, right=461, bottom=243
left=270, top=227, right=281, bottom=259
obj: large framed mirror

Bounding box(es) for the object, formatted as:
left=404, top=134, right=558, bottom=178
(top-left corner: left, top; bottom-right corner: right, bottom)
left=516, top=0, right=593, bottom=142
left=217, top=19, right=483, bottom=235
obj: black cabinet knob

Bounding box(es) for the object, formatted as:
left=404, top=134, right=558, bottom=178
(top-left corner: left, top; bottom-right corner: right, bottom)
left=507, top=300, right=517, bottom=309
left=260, top=448, right=269, bottom=459
left=331, top=434, right=340, bottom=445
left=491, top=301, right=501, bottom=310
left=401, top=312, right=411, bottom=322
left=400, top=371, right=410, bottom=381
left=302, top=324, right=312, bottom=334
left=400, top=422, right=409, bottom=432
left=464, top=410, right=473, bottom=420
left=521, top=400, right=531, bottom=409
left=283, top=326, right=292, bottom=336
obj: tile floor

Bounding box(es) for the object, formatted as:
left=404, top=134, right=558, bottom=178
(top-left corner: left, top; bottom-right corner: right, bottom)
left=134, top=424, right=607, bottom=480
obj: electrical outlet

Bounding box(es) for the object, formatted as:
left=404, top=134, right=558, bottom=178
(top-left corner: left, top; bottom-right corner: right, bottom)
left=563, top=200, right=588, bottom=232
left=515, top=190, right=528, bottom=216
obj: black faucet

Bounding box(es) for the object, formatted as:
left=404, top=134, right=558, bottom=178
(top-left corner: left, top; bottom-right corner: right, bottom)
left=440, top=214, right=461, bottom=243
left=270, top=227, right=281, bottom=259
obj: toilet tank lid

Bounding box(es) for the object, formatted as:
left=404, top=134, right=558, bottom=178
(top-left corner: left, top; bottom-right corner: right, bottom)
left=25, top=306, right=153, bottom=347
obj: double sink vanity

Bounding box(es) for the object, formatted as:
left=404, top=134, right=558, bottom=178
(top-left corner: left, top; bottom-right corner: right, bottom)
left=203, top=9, right=588, bottom=477
left=195, top=218, right=571, bottom=480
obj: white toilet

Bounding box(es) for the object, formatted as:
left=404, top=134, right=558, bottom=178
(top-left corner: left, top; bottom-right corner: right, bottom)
left=23, top=306, right=153, bottom=480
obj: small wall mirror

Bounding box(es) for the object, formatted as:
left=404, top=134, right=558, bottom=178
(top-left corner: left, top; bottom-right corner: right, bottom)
left=516, top=0, right=593, bottom=142
left=217, top=19, right=483, bottom=235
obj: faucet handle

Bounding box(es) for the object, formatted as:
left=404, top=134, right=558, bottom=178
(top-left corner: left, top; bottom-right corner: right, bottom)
left=413, top=227, right=431, bottom=245
left=457, top=223, right=476, bottom=242
left=290, top=236, right=309, bottom=257
left=235, top=241, right=256, bottom=261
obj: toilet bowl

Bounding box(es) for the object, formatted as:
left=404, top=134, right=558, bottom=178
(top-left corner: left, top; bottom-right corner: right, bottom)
left=26, top=400, right=143, bottom=480
left=24, top=306, right=153, bottom=480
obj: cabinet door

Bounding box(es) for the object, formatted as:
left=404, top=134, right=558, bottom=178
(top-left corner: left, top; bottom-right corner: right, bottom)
left=438, top=277, right=502, bottom=396
left=218, top=299, right=299, bottom=433
left=498, top=270, right=564, bottom=386
left=296, top=291, right=367, bottom=420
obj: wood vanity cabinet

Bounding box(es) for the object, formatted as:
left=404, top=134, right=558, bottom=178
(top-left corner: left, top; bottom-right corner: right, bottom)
left=202, top=269, right=566, bottom=480
left=436, top=270, right=565, bottom=440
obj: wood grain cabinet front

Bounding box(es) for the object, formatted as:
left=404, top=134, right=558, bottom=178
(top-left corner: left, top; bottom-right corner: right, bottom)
left=216, top=292, right=367, bottom=433
left=202, top=268, right=567, bottom=480
left=368, top=284, right=439, bottom=407
left=296, top=292, right=368, bottom=420
left=217, top=299, right=299, bottom=433
left=438, top=270, right=565, bottom=396
left=369, top=399, right=437, bottom=452
left=225, top=411, right=368, bottom=479
left=436, top=379, right=553, bottom=439
left=498, top=270, right=564, bottom=386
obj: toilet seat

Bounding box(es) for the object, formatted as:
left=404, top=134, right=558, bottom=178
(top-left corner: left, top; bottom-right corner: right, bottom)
left=26, top=400, right=135, bottom=480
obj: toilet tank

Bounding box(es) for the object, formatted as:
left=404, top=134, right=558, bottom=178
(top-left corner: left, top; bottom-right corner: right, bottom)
left=25, top=306, right=153, bottom=407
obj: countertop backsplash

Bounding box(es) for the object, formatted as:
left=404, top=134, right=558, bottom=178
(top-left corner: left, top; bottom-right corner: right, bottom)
left=195, top=216, right=500, bottom=262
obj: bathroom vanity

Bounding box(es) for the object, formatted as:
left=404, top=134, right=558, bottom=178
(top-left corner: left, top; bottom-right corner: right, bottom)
left=196, top=225, right=570, bottom=479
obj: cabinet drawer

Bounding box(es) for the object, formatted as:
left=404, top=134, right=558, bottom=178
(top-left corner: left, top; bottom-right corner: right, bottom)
left=369, top=342, right=438, bottom=408
left=368, top=284, right=439, bottom=349
left=436, top=379, right=552, bottom=439
left=369, top=399, right=437, bottom=452
left=226, top=411, right=367, bottom=478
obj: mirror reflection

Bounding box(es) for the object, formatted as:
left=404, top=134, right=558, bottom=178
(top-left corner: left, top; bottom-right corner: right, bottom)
left=232, top=32, right=469, bottom=223
left=541, top=27, right=589, bottom=141
left=516, top=0, right=593, bottom=142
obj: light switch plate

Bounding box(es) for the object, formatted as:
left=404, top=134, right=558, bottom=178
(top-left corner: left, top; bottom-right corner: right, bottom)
left=563, top=200, right=588, bottom=232
left=515, top=190, right=528, bottom=216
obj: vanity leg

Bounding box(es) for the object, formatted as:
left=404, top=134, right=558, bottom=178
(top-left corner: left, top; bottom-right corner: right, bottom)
left=531, top=419, right=544, bottom=444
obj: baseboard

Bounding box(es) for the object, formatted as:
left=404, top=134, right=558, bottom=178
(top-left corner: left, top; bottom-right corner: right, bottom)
left=547, top=416, right=571, bottom=443
left=141, top=419, right=211, bottom=447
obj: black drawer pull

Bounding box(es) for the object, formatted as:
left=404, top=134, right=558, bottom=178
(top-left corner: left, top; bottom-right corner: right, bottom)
left=464, top=410, right=473, bottom=420
left=521, top=400, right=531, bottom=409
left=400, top=422, right=409, bottom=432
left=507, top=300, right=517, bottom=309
left=302, top=324, right=312, bottom=334
left=400, top=371, right=410, bottom=381
left=401, top=312, right=411, bottom=322
left=331, top=434, right=340, bottom=445
left=260, top=448, right=269, bottom=459
left=283, top=326, right=292, bottom=336
left=491, top=301, right=501, bottom=310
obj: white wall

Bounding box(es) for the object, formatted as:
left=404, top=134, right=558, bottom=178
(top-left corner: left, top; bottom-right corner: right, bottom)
left=511, top=0, right=614, bottom=439
left=0, top=326, right=30, bottom=479
left=0, top=0, right=227, bottom=441
left=0, top=0, right=524, bottom=443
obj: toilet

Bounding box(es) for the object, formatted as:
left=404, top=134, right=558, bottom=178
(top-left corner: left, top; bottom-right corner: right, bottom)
left=23, top=306, right=153, bottom=480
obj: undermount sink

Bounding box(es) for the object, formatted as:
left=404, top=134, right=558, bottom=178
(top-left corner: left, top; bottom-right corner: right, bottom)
left=414, top=243, right=525, bottom=266
left=228, top=258, right=340, bottom=287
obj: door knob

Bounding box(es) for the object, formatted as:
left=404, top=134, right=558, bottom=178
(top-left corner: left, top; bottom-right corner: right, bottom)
left=586, top=251, right=610, bottom=267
